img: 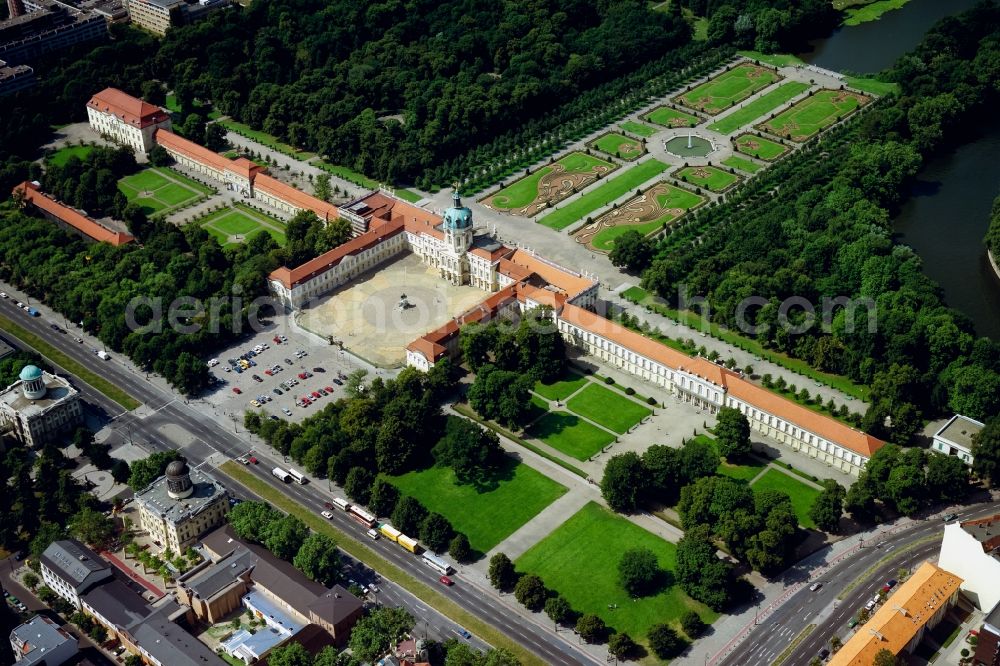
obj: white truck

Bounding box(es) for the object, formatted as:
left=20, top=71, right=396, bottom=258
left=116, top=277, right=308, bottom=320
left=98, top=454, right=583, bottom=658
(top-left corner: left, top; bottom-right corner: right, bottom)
left=96, top=350, right=110, bottom=360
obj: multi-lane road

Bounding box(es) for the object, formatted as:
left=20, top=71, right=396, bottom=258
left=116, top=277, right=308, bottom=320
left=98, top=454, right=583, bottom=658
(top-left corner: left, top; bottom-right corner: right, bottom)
left=718, top=501, right=998, bottom=666
left=0, top=289, right=598, bottom=666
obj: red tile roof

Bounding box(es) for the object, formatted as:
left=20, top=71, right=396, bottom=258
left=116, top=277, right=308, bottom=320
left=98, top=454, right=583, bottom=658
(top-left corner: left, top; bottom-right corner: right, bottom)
left=505, top=248, right=596, bottom=299
left=14, top=181, right=134, bottom=247
left=88, top=88, right=169, bottom=129
left=227, top=157, right=262, bottom=180
left=253, top=173, right=339, bottom=222
left=155, top=129, right=232, bottom=173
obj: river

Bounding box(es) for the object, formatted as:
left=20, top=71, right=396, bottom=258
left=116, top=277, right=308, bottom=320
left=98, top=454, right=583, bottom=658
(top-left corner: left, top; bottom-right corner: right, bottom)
left=798, top=0, right=1000, bottom=340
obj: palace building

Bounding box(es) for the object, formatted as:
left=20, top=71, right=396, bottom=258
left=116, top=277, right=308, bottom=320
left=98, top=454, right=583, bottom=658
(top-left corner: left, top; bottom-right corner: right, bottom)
left=87, top=87, right=172, bottom=153
left=0, top=364, right=83, bottom=447
left=93, top=88, right=885, bottom=475
left=134, top=458, right=229, bottom=553
left=14, top=180, right=135, bottom=246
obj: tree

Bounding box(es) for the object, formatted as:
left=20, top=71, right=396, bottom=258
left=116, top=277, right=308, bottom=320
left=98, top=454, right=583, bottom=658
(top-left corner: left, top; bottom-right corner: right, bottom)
left=110, top=459, right=131, bottom=484
left=266, top=642, right=313, bottom=666
left=345, top=369, right=368, bottom=397
left=263, top=515, right=309, bottom=560
left=127, top=451, right=180, bottom=490
left=680, top=437, right=719, bottom=482
left=973, top=416, right=1000, bottom=487
left=925, top=454, right=969, bottom=502
left=391, top=496, right=428, bottom=536
left=643, top=444, right=682, bottom=502
left=617, top=547, right=662, bottom=597
left=293, top=533, right=342, bottom=586
left=433, top=417, right=502, bottom=485
left=22, top=572, right=39, bottom=590
left=488, top=552, right=517, bottom=591
left=575, top=614, right=607, bottom=643
left=228, top=501, right=280, bottom=543
left=348, top=607, right=415, bottom=664
left=601, top=452, right=649, bottom=513
left=420, top=513, right=454, bottom=553
left=715, top=407, right=752, bottom=460
left=369, top=478, right=400, bottom=518
left=608, top=632, right=637, bottom=659
left=809, top=480, right=846, bottom=532
left=608, top=230, right=654, bottom=272
left=467, top=367, right=534, bottom=427
left=314, top=173, right=332, bottom=202
left=449, top=533, right=472, bottom=563
left=648, top=624, right=687, bottom=660
left=676, top=525, right=733, bottom=611
left=344, top=466, right=374, bottom=505
left=124, top=654, right=144, bottom=666
left=30, top=523, right=67, bottom=559
left=513, top=573, right=547, bottom=611
left=89, top=624, right=108, bottom=643
left=873, top=649, right=899, bottom=666
left=681, top=610, right=707, bottom=638
left=68, top=507, right=116, bottom=548
left=147, top=145, right=172, bottom=167
left=203, top=123, right=227, bottom=152
left=544, top=595, right=573, bottom=628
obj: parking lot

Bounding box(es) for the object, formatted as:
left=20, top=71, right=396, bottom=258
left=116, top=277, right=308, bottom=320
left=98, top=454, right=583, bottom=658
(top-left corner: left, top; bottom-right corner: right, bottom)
left=200, top=315, right=377, bottom=424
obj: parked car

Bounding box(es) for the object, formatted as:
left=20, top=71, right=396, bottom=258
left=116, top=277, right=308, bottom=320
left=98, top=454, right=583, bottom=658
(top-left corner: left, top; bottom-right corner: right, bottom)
left=298, top=372, right=308, bottom=379
left=818, top=648, right=829, bottom=660
left=280, top=335, right=288, bottom=342
left=311, top=391, right=321, bottom=399
left=250, top=400, right=260, bottom=408
left=332, top=378, right=343, bottom=385
left=282, top=407, right=292, bottom=416
left=886, top=579, right=897, bottom=589
left=0, top=292, right=6, bottom=298
left=273, top=388, right=283, bottom=395
left=232, top=387, right=242, bottom=395
left=325, top=386, right=335, bottom=393
left=208, top=358, right=219, bottom=367
left=252, top=374, right=263, bottom=382
left=264, top=369, right=273, bottom=376
left=313, top=367, right=324, bottom=373
left=284, top=358, right=294, bottom=365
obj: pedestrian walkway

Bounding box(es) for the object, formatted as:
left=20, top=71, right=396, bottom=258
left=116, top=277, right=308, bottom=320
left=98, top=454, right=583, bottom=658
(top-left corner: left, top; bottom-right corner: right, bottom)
left=483, top=488, right=592, bottom=561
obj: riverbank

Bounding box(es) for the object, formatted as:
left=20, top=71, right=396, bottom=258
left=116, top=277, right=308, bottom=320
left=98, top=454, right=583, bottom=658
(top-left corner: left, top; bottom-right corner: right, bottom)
left=840, top=0, right=913, bottom=26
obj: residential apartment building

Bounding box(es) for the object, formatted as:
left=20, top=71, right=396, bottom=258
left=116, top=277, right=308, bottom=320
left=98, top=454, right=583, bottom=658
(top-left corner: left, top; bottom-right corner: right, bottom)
left=976, top=602, right=1000, bottom=666
left=938, top=513, right=1000, bottom=612
left=0, top=58, right=33, bottom=96
left=14, top=181, right=136, bottom=246
left=829, top=561, right=963, bottom=665
left=87, top=87, right=171, bottom=154
left=0, top=0, right=106, bottom=66
left=123, top=0, right=227, bottom=36
left=0, top=364, right=84, bottom=448
left=135, top=458, right=229, bottom=553
left=39, top=539, right=113, bottom=609
left=9, top=615, right=77, bottom=666
left=932, top=414, right=983, bottom=466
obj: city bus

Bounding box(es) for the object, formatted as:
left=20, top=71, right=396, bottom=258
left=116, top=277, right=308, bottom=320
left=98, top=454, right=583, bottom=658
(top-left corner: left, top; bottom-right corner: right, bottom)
left=422, top=552, right=453, bottom=575
left=271, top=467, right=291, bottom=483
left=347, top=505, right=376, bottom=527
left=288, top=468, right=308, bottom=485
left=331, top=497, right=350, bottom=511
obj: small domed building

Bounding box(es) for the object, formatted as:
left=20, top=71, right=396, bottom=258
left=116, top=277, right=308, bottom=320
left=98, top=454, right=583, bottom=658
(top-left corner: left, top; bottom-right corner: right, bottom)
left=135, top=456, right=229, bottom=553
left=0, top=364, right=82, bottom=447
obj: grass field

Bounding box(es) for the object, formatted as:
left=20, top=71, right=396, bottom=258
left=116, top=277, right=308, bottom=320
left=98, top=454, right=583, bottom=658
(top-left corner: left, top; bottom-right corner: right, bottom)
left=736, top=50, right=899, bottom=96
left=118, top=167, right=211, bottom=216
left=589, top=132, right=644, bottom=160
left=722, top=155, right=763, bottom=174
left=47, top=145, right=95, bottom=167
left=619, top=120, right=659, bottom=138
left=842, top=0, right=911, bottom=25
left=565, top=383, right=651, bottom=434
left=533, top=371, right=589, bottom=401
left=707, top=81, right=810, bottom=135
left=223, top=463, right=545, bottom=666
left=312, top=158, right=380, bottom=189
left=217, top=118, right=315, bottom=160
left=529, top=412, right=616, bottom=460
left=390, top=456, right=567, bottom=554
left=674, top=165, right=740, bottom=192
left=517, top=502, right=717, bottom=641
left=198, top=205, right=286, bottom=247
left=581, top=182, right=704, bottom=252
left=750, top=468, right=821, bottom=529
left=690, top=435, right=769, bottom=482
left=643, top=106, right=699, bottom=128
left=487, top=152, right=615, bottom=216
left=758, top=89, right=868, bottom=141
left=734, top=133, right=789, bottom=161
left=539, top=159, right=668, bottom=231
left=676, top=63, right=782, bottom=114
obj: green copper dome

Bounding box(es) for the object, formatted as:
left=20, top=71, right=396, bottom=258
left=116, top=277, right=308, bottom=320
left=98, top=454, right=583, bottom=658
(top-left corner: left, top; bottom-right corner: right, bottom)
left=443, top=193, right=473, bottom=230
left=19, top=365, right=42, bottom=381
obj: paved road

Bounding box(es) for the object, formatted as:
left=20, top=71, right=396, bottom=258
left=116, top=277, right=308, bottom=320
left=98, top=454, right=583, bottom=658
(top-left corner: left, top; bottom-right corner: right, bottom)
left=0, top=289, right=597, bottom=666
left=717, top=501, right=1000, bottom=666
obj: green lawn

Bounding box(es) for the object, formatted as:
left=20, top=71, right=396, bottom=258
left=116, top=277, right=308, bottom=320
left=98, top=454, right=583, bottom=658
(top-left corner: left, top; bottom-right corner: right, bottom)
left=312, top=159, right=379, bottom=189
left=690, top=435, right=769, bottom=482
left=533, top=371, right=589, bottom=401
left=565, top=383, right=651, bottom=434
left=674, top=165, right=740, bottom=193
left=394, top=188, right=423, bottom=203
left=558, top=152, right=614, bottom=172
left=643, top=106, right=699, bottom=128
left=735, top=51, right=898, bottom=96
left=749, top=468, right=821, bottom=529
left=676, top=63, right=782, bottom=114
left=118, top=167, right=208, bottom=216
left=46, top=145, right=95, bottom=167
left=843, top=0, right=911, bottom=25
left=587, top=182, right=704, bottom=251
left=737, top=50, right=806, bottom=68
left=489, top=151, right=615, bottom=212
left=619, top=120, right=659, bottom=138
left=198, top=205, right=286, bottom=247
left=707, top=81, right=810, bottom=135
left=517, top=503, right=717, bottom=641
left=217, top=118, right=316, bottom=160
left=722, top=155, right=763, bottom=174
left=589, top=132, right=644, bottom=160
left=529, top=412, right=616, bottom=460
left=759, top=89, right=868, bottom=141
left=539, top=159, right=669, bottom=230
left=165, top=93, right=181, bottom=113
left=734, top=133, right=789, bottom=161
left=390, top=456, right=567, bottom=554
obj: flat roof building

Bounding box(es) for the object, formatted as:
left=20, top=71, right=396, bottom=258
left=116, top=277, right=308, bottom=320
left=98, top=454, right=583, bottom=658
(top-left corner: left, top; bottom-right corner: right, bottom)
left=0, top=0, right=107, bottom=66
left=0, top=58, right=33, bottom=96
left=932, top=414, right=984, bottom=466
left=829, top=561, right=963, bottom=665
left=123, top=0, right=228, bottom=36
left=135, top=458, right=229, bottom=553
left=9, top=615, right=77, bottom=666
left=939, top=512, right=1000, bottom=611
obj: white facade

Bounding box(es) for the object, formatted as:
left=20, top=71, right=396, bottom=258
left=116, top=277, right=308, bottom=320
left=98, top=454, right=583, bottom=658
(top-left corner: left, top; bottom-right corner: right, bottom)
left=86, top=104, right=170, bottom=153
left=10, top=615, right=77, bottom=666
left=938, top=520, right=1000, bottom=611
left=0, top=370, right=83, bottom=448
left=932, top=414, right=983, bottom=466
